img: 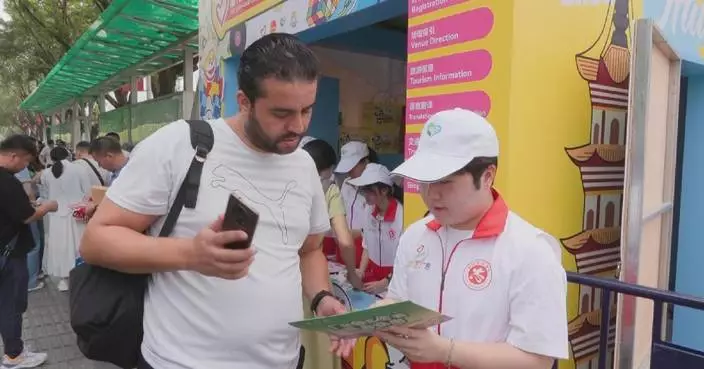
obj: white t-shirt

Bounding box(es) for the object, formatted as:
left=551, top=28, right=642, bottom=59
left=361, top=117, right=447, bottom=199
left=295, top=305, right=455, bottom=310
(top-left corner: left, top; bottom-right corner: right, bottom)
left=74, top=157, right=110, bottom=187
left=106, top=119, right=330, bottom=369
left=340, top=179, right=367, bottom=231
left=39, top=145, right=51, bottom=167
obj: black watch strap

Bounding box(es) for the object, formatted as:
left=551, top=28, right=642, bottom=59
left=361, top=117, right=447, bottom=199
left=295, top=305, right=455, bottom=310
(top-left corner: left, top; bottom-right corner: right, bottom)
left=310, top=290, right=335, bottom=315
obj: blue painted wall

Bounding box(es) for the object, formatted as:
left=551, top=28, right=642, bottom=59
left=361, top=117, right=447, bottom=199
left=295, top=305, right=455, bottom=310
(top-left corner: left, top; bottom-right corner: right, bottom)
left=309, top=77, right=341, bottom=152
left=223, top=58, right=240, bottom=117
left=673, top=74, right=704, bottom=351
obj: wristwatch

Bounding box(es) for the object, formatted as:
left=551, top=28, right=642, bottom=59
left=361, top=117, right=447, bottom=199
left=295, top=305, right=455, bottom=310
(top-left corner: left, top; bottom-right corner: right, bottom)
left=310, top=290, right=335, bottom=315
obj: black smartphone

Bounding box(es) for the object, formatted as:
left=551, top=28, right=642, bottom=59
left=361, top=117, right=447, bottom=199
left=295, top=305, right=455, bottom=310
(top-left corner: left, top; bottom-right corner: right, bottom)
left=222, top=194, right=259, bottom=249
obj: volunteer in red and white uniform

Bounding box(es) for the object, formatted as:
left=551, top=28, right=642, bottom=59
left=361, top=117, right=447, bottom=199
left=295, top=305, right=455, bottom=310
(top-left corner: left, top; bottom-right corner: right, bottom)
left=334, top=141, right=375, bottom=266
left=376, top=108, right=568, bottom=369
left=347, top=163, right=404, bottom=294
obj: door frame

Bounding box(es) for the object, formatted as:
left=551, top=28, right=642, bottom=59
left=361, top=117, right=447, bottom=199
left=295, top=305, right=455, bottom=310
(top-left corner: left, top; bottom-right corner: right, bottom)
left=617, top=18, right=682, bottom=369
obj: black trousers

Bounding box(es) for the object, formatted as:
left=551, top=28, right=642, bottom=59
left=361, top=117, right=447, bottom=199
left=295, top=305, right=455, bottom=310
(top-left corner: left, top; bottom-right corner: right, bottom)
left=0, top=255, right=28, bottom=357
left=137, top=346, right=306, bottom=369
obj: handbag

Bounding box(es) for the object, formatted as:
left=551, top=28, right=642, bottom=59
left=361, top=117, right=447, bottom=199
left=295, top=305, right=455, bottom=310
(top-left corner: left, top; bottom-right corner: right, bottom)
left=0, top=235, right=19, bottom=273
left=69, top=120, right=214, bottom=368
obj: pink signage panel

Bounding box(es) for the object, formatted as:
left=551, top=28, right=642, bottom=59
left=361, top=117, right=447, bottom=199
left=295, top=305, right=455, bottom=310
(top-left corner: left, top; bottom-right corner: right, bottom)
left=406, top=50, right=492, bottom=89
left=404, top=133, right=421, bottom=193
left=408, top=8, right=494, bottom=53
left=406, top=91, right=491, bottom=124
left=409, top=0, right=467, bottom=17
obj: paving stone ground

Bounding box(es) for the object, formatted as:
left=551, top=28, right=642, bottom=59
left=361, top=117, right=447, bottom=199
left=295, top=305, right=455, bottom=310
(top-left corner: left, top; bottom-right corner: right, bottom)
left=0, top=278, right=118, bottom=369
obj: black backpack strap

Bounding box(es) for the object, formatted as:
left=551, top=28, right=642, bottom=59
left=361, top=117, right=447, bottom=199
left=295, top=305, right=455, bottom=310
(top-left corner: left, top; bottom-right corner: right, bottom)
left=82, top=158, right=105, bottom=186
left=158, top=120, right=214, bottom=237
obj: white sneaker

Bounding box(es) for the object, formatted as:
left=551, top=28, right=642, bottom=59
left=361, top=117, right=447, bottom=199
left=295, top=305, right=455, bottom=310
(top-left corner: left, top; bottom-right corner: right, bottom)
left=1, top=349, right=48, bottom=368
left=57, top=279, right=68, bottom=292
left=27, top=281, right=44, bottom=293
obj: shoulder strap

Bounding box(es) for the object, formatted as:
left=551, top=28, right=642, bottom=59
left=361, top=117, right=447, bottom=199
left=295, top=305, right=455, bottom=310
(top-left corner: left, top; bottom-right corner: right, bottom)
left=158, top=120, right=214, bottom=237
left=81, top=158, right=105, bottom=186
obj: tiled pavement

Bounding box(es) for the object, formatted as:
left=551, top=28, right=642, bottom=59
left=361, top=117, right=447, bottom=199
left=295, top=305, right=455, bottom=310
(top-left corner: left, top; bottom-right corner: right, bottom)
left=0, top=278, right=118, bottom=369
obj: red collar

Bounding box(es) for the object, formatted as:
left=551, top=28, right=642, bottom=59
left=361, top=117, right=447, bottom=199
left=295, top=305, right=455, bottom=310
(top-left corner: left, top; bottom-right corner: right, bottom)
left=425, top=189, right=508, bottom=239
left=372, top=198, right=398, bottom=222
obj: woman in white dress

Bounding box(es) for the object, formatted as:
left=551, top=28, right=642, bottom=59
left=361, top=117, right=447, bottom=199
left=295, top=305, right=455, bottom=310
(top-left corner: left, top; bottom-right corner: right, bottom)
left=40, top=147, right=92, bottom=291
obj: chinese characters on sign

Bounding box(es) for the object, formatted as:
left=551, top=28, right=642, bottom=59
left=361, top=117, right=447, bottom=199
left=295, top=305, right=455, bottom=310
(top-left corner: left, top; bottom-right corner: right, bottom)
left=404, top=2, right=496, bottom=198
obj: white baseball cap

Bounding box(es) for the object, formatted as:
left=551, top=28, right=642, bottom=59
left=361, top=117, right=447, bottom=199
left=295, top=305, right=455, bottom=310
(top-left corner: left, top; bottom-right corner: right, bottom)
left=348, top=163, right=393, bottom=187
left=392, top=108, right=499, bottom=182
left=335, top=141, right=370, bottom=173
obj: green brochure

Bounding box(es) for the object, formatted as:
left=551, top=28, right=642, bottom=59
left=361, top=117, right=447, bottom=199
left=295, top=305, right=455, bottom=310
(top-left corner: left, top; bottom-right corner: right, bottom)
left=289, top=301, right=452, bottom=338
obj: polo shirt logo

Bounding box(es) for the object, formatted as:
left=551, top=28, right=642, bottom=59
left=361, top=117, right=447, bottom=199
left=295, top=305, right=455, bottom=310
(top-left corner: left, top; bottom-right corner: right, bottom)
left=407, top=244, right=431, bottom=270
left=388, top=229, right=396, bottom=240
left=464, top=259, right=492, bottom=290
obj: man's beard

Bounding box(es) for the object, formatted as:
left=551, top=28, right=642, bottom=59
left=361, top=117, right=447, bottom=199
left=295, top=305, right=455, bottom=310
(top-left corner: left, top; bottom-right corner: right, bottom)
left=244, top=112, right=301, bottom=155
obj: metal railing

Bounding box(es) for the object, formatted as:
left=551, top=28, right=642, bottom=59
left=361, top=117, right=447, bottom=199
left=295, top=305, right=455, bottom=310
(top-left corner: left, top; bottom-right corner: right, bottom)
left=553, top=272, right=704, bottom=369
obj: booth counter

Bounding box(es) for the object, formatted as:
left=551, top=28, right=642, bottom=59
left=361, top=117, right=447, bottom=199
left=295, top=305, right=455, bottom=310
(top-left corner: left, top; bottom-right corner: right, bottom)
left=302, top=262, right=409, bottom=369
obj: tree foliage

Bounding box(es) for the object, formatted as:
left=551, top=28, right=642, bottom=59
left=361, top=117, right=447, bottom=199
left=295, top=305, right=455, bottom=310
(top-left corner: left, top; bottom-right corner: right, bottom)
left=0, top=0, right=105, bottom=132
left=0, top=0, right=180, bottom=135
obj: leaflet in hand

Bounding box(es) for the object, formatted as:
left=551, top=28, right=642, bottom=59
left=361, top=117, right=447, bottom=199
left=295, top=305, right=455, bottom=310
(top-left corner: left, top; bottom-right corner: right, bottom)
left=289, top=301, right=452, bottom=338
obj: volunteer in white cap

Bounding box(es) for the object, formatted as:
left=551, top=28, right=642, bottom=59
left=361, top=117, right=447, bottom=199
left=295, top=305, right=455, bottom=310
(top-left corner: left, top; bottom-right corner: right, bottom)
left=333, top=141, right=376, bottom=266
left=301, top=139, right=363, bottom=289
left=375, top=109, right=568, bottom=369
left=347, top=163, right=404, bottom=294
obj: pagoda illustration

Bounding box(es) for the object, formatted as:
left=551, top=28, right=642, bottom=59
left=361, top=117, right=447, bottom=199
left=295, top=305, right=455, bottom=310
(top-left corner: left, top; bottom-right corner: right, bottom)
left=562, top=0, right=631, bottom=367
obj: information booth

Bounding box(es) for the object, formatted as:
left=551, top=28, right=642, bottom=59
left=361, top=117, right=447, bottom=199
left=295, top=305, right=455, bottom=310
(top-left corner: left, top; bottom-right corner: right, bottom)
left=198, top=1, right=704, bottom=368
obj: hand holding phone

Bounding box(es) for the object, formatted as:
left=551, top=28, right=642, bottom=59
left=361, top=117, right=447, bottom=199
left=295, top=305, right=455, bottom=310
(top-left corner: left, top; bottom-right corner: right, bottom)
left=190, top=216, right=255, bottom=280
left=222, top=194, right=259, bottom=249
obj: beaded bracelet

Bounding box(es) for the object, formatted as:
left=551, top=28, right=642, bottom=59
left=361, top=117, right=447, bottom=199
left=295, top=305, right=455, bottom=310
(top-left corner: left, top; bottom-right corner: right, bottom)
left=445, top=338, right=455, bottom=368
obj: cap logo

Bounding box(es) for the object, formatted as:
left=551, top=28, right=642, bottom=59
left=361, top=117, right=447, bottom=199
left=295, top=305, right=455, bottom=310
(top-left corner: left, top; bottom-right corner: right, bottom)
left=426, top=122, right=442, bottom=137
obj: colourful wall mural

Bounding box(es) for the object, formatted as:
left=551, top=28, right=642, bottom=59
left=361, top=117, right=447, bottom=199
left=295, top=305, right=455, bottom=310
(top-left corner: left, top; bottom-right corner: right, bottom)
left=645, top=0, right=704, bottom=64
left=402, top=0, right=638, bottom=368
left=561, top=1, right=631, bottom=367
left=198, top=0, right=389, bottom=120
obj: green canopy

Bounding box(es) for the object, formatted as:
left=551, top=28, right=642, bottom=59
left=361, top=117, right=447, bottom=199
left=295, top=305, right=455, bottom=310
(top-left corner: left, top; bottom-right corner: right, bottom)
left=19, top=0, right=199, bottom=113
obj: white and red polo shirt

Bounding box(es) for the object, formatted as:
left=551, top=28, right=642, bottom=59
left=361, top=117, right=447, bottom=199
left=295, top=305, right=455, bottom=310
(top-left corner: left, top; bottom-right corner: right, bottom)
left=387, top=190, right=569, bottom=368
left=341, top=178, right=368, bottom=232
left=361, top=198, right=404, bottom=282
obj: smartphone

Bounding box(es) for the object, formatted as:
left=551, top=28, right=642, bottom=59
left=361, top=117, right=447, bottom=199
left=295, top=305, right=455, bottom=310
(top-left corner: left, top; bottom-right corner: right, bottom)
left=222, top=194, right=259, bottom=249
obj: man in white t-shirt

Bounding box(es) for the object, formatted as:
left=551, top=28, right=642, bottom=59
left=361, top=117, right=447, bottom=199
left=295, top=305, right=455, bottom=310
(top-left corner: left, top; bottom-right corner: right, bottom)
left=74, top=141, right=110, bottom=187
left=375, top=109, right=568, bottom=369
left=38, top=140, right=53, bottom=168
left=89, top=136, right=129, bottom=186
left=80, top=33, right=353, bottom=369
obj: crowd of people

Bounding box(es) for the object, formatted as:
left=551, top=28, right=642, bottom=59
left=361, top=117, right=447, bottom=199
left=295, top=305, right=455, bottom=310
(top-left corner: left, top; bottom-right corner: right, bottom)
left=1, top=33, right=568, bottom=369
left=0, top=132, right=128, bottom=367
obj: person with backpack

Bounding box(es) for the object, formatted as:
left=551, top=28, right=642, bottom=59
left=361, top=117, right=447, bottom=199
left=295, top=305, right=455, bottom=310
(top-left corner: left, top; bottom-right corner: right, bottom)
left=74, top=141, right=110, bottom=187
left=89, top=136, right=129, bottom=186
left=79, top=33, right=354, bottom=369
left=0, top=134, right=58, bottom=368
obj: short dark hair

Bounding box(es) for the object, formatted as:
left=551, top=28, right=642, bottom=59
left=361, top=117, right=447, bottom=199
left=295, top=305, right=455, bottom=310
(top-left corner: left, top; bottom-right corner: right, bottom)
left=47, top=139, right=54, bottom=145
left=238, top=33, right=320, bottom=103
left=454, top=157, right=498, bottom=189
left=302, top=139, right=337, bottom=173
left=105, top=132, right=120, bottom=142
left=76, top=141, right=91, bottom=151
left=0, top=134, right=37, bottom=157
left=90, top=136, right=122, bottom=156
